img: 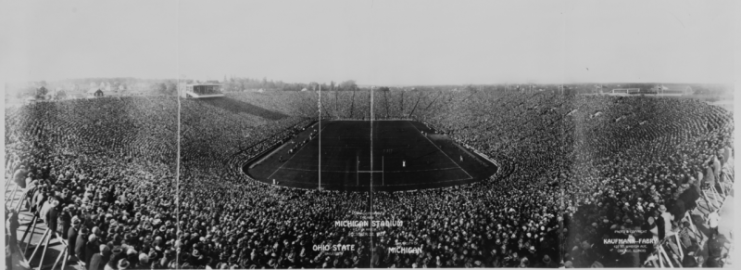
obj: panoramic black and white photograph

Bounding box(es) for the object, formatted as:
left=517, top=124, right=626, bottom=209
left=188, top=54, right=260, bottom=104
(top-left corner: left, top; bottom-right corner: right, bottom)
left=1, top=0, right=737, bottom=269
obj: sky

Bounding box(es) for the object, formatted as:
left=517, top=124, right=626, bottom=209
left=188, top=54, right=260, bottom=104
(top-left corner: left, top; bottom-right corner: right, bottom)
left=0, top=0, right=737, bottom=85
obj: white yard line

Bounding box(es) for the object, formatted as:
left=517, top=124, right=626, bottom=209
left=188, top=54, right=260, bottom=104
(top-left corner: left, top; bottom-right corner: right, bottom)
left=407, top=121, right=474, bottom=180
left=266, top=122, right=328, bottom=180
left=250, top=143, right=290, bottom=169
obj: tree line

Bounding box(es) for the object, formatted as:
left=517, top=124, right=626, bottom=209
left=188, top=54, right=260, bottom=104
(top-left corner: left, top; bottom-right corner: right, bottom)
left=219, top=77, right=359, bottom=92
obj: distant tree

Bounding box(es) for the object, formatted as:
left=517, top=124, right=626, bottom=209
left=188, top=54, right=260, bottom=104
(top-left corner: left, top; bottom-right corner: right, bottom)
left=36, top=86, right=49, bottom=99
left=330, top=81, right=336, bottom=91
left=339, top=80, right=357, bottom=91
left=266, top=80, right=276, bottom=89
left=275, top=81, right=286, bottom=90
left=166, top=81, right=177, bottom=95
left=157, top=82, right=168, bottom=95
left=54, top=90, right=67, bottom=100
left=377, top=87, right=390, bottom=92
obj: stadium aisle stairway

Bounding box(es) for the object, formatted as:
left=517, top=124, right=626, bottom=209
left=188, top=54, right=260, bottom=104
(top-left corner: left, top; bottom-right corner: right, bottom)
left=644, top=148, right=734, bottom=268
left=5, top=181, right=81, bottom=270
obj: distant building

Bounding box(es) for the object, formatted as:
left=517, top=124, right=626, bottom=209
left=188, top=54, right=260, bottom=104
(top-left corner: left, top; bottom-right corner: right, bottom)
left=652, top=85, right=693, bottom=96
left=87, top=89, right=104, bottom=98
left=180, top=83, right=224, bottom=99
left=611, top=88, right=640, bottom=95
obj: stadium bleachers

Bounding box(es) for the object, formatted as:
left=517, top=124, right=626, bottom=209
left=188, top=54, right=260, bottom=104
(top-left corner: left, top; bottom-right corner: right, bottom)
left=5, top=89, right=734, bottom=268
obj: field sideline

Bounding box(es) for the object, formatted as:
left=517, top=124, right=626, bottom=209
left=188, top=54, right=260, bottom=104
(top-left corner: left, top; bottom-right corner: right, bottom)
left=245, top=120, right=498, bottom=191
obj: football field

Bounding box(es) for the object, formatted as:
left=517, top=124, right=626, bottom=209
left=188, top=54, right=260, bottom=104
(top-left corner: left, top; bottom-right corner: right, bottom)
left=246, top=120, right=497, bottom=191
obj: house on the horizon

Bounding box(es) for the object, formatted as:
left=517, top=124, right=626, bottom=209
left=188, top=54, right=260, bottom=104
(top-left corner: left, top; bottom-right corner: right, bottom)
left=87, top=89, right=104, bottom=98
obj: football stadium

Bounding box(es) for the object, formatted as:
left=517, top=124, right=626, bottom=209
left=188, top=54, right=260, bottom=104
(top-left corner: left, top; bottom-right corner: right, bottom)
left=4, top=85, right=734, bottom=269
left=3, top=1, right=736, bottom=269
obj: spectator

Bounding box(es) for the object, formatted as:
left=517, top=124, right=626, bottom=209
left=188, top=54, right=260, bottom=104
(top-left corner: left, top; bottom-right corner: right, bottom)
left=707, top=210, right=720, bottom=240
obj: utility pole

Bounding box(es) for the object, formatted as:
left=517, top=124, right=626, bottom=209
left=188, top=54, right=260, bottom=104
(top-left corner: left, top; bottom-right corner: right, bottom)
left=318, top=85, right=322, bottom=190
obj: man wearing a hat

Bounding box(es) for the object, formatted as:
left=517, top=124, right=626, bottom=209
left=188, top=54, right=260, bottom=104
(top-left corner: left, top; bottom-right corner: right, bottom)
left=537, top=254, right=557, bottom=268
left=76, top=227, right=90, bottom=267
left=22, top=179, right=39, bottom=211
left=85, top=233, right=102, bottom=266
left=103, top=248, right=121, bottom=270
left=68, top=217, right=81, bottom=258
left=123, top=248, right=138, bottom=267
left=59, top=205, right=74, bottom=240
left=13, top=164, right=28, bottom=188
left=659, top=205, right=673, bottom=236
left=681, top=244, right=700, bottom=267
left=47, top=196, right=63, bottom=235
left=117, top=259, right=130, bottom=270
left=707, top=209, right=720, bottom=240
left=110, top=246, right=125, bottom=267
left=137, top=253, right=150, bottom=269
left=88, top=244, right=109, bottom=270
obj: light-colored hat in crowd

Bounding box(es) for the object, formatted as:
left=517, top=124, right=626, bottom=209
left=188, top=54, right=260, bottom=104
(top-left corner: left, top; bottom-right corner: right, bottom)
left=118, top=259, right=130, bottom=269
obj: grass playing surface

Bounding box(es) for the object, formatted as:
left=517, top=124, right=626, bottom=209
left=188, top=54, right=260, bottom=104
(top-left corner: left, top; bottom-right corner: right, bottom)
left=246, top=120, right=497, bottom=191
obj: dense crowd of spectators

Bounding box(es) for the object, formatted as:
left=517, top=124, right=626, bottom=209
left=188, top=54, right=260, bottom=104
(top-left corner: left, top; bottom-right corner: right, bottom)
left=5, top=97, right=180, bottom=269
left=5, top=89, right=733, bottom=269
left=414, top=89, right=734, bottom=267
left=558, top=96, right=733, bottom=267
left=179, top=98, right=312, bottom=172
